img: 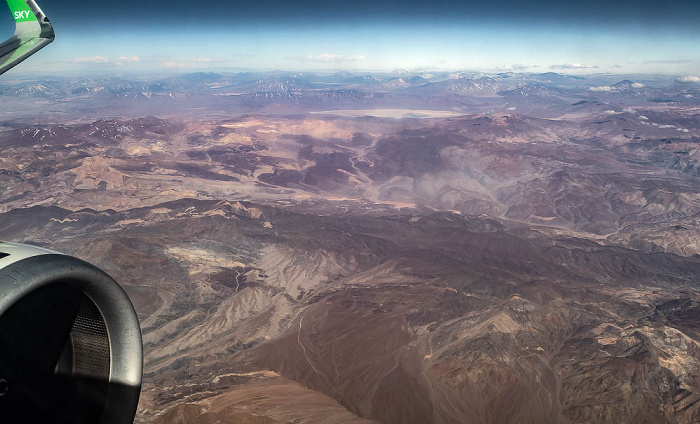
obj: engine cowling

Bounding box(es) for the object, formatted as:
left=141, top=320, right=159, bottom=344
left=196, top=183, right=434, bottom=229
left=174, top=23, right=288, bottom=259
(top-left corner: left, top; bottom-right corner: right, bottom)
left=0, top=242, right=142, bottom=424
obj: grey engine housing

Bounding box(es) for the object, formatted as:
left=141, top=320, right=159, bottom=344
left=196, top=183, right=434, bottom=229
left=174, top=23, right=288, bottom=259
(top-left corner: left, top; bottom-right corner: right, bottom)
left=0, top=242, right=142, bottom=423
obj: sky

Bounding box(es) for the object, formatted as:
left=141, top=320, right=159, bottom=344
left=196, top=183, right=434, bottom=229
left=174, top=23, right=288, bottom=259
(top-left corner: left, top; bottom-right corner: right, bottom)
left=4, top=0, right=700, bottom=76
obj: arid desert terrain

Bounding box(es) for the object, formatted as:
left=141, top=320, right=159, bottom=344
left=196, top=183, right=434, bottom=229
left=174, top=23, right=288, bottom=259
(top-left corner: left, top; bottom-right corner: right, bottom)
left=1, top=71, right=699, bottom=423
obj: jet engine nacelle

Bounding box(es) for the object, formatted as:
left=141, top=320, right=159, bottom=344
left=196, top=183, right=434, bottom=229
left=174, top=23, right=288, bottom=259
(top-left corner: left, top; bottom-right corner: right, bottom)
left=0, top=242, right=142, bottom=423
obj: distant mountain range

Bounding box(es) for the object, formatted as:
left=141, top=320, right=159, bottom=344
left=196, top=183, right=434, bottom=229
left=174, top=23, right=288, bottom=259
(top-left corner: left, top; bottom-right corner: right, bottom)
left=1, top=72, right=696, bottom=102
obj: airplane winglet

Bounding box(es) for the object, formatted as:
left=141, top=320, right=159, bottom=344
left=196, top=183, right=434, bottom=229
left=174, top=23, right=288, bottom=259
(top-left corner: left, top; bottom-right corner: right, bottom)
left=0, top=0, right=54, bottom=75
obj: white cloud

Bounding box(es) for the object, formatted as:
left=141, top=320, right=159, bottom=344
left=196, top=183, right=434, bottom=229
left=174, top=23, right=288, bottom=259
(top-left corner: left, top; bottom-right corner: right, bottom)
left=644, top=59, right=691, bottom=64
left=74, top=56, right=109, bottom=64
left=589, top=85, right=613, bottom=92
left=496, top=64, right=537, bottom=71
left=163, top=61, right=187, bottom=68
left=676, top=75, right=700, bottom=83
left=551, top=62, right=598, bottom=69
left=296, top=53, right=368, bottom=63
left=75, top=56, right=141, bottom=66
left=506, top=106, right=516, bottom=111
left=154, top=57, right=224, bottom=69
left=631, top=82, right=645, bottom=88
left=314, top=53, right=367, bottom=62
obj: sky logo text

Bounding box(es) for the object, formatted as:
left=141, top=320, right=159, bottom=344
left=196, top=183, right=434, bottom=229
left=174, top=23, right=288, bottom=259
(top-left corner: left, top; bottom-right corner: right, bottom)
left=13, top=10, right=32, bottom=20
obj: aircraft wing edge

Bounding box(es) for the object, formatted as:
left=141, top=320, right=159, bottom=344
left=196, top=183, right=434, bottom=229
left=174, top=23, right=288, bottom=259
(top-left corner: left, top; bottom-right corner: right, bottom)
left=0, top=0, right=54, bottom=75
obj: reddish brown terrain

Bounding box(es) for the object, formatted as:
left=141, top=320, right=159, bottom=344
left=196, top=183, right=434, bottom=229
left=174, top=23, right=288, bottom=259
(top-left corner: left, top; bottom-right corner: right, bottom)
left=0, top=72, right=699, bottom=423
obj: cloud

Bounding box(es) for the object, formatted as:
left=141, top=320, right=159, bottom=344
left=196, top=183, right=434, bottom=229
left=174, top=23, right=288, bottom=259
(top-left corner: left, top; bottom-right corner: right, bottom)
left=631, top=82, right=645, bottom=88
left=496, top=64, right=537, bottom=71
left=159, top=57, right=223, bottom=68
left=313, top=53, right=367, bottom=62
left=75, top=56, right=141, bottom=66
left=294, top=53, right=367, bottom=63
left=190, top=57, right=216, bottom=63
left=162, top=61, right=187, bottom=68
left=113, top=56, right=140, bottom=66
left=644, top=59, right=691, bottom=64
left=74, top=56, right=109, bottom=64
left=589, top=85, right=613, bottom=92
left=676, top=75, right=700, bottom=83
left=551, top=62, right=598, bottom=69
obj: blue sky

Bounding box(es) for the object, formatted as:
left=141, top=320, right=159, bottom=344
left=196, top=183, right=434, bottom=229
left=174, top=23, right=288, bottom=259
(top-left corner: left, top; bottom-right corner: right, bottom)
left=4, top=0, right=700, bottom=75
